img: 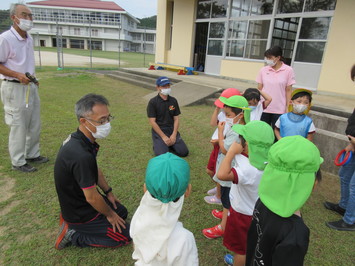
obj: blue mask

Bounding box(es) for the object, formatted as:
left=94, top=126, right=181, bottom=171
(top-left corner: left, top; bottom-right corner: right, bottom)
left=249, top=105, right=257, bottom=111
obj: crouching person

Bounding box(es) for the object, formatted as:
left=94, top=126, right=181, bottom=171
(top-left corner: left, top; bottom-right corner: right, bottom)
left=130, top=152, right=198, bottom=265
left=54, top=94, right=131, bottom=249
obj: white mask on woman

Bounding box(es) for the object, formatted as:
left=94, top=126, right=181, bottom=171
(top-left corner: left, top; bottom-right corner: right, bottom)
left=265, top=59, right=276, bottom=67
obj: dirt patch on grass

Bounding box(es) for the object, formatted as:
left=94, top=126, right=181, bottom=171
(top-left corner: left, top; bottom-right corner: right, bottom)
left=0, top=169, right=17, bottom=265
left=0, top=176, right=15, bottom=204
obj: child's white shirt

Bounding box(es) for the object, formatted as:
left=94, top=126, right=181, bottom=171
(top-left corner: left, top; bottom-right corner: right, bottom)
left=230, top=153, right=263, bottom=216
left=250, top=101, right=264, bottom=121
left=211, top=111, right=227, bottom=140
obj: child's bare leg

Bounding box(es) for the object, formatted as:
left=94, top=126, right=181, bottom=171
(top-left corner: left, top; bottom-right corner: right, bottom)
left=206, top=168, right=214, bottom=178
left=220, top=207, right=228, bottom=231
left=233, top=254, right=246, bottom=266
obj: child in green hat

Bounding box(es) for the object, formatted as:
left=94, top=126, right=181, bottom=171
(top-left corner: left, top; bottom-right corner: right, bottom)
left=246, top=136, right=323, bottom=265
left=217, top=120, right=274, bottom=266
left=130, top=153, right=198, bottom=265
left=203, top=95, right=251, bottom=239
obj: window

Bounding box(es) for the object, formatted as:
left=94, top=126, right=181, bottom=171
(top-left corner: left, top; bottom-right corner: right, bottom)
left=74, top=28, right=81, bottom=35
left=231, top=0, right=274, bottom=17
left=207, top=22, right=225, bottom=56
left=92, top=29, right=99, bottom=37
left=271, top=17, right=299, bottom=65
left=295, top=17, right=331, bottom=63
left=70, top=39, right=84, bottom=49
left=145, top=34, right=155, bottom=42
left=227, top=20, right=270, bottom=59
left=304, top=0, right=337, bottom=12
left=91, top=41, right=102, bottom=50
left=277, top=0, right=305, bottom=14
left=197, top=0, right=228, bottom=19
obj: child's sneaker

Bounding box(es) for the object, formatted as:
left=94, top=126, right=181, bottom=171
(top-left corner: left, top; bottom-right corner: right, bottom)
left=212, top=209, right=223, bottom=219
left=204, top=195, right=222, bottom=205
left=207, top=187, right=217, bottom=195
left=224, top=254, right=234, bottom=265
left=202, top=224, right=224, bottom=239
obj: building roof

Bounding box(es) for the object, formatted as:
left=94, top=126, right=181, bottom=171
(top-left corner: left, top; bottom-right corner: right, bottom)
left=27, top=0, right=125, bottom=12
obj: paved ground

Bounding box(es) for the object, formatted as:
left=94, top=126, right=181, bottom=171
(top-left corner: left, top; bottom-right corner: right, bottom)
left=33, top=51, right=354, bottom=115
left=34, top=51, right=121, bottom=67
left=129, top=67, right=355, bottom=115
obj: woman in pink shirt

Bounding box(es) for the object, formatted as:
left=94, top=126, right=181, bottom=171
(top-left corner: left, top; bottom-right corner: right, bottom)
left=256, top=46, right=296, bottom=129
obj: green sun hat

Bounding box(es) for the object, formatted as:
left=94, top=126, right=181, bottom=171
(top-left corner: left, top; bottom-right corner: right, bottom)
left=219, top=95, right=251, bottom=124
left=145, top=152, right=190, bottom=203
left=232, top=120, right=274, bottom=170
left=259, top=136, right=323, bottom=218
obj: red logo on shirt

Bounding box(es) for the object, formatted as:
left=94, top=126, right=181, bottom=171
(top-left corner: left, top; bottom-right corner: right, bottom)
left=169, top=105, right=175, bottom=111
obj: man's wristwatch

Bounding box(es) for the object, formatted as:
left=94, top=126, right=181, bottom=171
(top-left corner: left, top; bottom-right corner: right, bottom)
left=104, top=187, right=112, bottom=195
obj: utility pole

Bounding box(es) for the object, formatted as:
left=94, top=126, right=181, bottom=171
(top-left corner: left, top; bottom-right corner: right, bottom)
left=118, top=23, right=121, bottom=68
left=89, top=18, right=92, bottom=68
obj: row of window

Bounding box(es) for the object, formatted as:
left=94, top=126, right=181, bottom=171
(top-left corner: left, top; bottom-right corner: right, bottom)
left=55, top=27, right=155, bottom=42
left=198, top=0, right=336, bottom=64
left=207, top=16, right=331, bottom=63
left=31, top=8, right=122, bottom=25
left=197, top=0, right=337, bottom=19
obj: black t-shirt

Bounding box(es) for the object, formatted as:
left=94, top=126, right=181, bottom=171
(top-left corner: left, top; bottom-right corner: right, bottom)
left=54, top=129, right=100, bottom=223
left=246, top=199, right=310, bottom=266
left=147, top=94, right=181, bottom=129
left=345, top=108, right=355, bottom=137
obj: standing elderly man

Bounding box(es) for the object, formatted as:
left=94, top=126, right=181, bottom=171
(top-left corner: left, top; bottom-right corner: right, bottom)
left=147, top=76, right=189, bottom=157
left=0, top=3, right=48, bottom=172
left=54, top=93, right=131, bottom=249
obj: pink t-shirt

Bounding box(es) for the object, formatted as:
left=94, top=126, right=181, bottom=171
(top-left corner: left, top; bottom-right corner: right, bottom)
left=256, top=63, right=295, bottom=114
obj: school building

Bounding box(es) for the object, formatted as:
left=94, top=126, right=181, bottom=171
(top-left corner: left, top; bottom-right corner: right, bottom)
left=155, top=0, right=355, bottom=96
left=27, top=0, right=156, bottom=54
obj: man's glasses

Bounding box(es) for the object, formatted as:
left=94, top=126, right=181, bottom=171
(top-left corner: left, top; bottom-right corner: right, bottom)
left=85, top=115, right=114, bottom=125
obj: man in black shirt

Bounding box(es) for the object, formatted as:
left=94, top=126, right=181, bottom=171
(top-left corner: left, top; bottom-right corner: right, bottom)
left=54, top=93, right=131, bottom=249
left=147, top=76, right=189, bottom=157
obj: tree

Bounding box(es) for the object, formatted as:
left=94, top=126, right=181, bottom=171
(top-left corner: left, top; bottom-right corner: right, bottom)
left=0, top=10, right=11, bottom=34
left=138, top=15, right=156, bottom=29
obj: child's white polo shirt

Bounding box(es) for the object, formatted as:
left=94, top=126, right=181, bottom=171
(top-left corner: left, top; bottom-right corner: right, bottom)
left=230, top=153, right=263, bottom=216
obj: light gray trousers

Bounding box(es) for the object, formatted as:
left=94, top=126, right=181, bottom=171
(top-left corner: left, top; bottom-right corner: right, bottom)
left=0, top=81, right=41, bottom=166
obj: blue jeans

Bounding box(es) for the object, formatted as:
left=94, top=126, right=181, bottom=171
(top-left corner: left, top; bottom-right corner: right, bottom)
left=338, top=155, right=355, bottom=224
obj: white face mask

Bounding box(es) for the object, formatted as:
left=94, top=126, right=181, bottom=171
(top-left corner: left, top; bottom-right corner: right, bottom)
left=86, top=120, right=111, bottom=139
left=265, top=59, right=276, bottom=67
left=16, top=17, right=33, bottom=31
left=293, top=104, right=307, bottom=114
left=161, top=88, right=171, bottom=96
left=225, top=114, right=241, bottom=127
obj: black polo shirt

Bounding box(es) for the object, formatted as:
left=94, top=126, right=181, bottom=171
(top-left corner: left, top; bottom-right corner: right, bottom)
left=54, top=129, right=100, bottom=223
left=147, top=94, right=181, bottom=128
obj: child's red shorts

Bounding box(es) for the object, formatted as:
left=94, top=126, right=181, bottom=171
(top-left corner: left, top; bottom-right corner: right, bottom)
left=206, top=143, right=220, bottom=175
left=223, top=207, right=252, bottom=255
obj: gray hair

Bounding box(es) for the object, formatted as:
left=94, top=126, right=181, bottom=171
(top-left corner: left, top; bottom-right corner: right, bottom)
left=10, top=2, right=28, bottom=16
left=75, top=93, right=109, bottom=121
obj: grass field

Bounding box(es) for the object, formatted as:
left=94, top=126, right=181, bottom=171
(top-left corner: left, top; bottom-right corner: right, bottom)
left=0, top=68, right=353, bottom=265
left=35, top=47, right=155, bottom=69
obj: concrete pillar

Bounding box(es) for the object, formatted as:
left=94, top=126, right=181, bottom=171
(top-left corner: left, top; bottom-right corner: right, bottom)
left=155, top=0, right=169, bottom=63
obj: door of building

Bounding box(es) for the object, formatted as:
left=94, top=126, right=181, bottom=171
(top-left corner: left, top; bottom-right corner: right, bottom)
left=204, top=21, right=226, bottom=75
left=193, top=22, right=208, bottom=72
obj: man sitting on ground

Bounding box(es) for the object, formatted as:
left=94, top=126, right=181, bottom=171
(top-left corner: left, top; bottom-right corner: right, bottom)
left=147, top=76, right=189, bottom=157
left=54, top=93, right=131, bottom=249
